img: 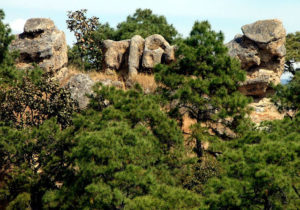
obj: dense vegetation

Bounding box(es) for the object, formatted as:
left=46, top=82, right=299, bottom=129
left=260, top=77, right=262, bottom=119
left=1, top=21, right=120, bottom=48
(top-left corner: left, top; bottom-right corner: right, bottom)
left=0, top=8, right=299, bottom=209
left=285, top=32, right=300, bottom=74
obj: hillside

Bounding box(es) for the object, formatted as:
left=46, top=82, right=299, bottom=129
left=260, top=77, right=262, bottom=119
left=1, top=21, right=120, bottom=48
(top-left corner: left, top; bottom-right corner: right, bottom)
left=0, top=9, right=299, bottom=209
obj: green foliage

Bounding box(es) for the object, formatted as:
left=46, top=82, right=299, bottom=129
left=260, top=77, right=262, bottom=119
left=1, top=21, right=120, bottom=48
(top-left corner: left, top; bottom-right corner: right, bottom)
left=286, top=32, right=300, bottom=62
left=1, top=85, right=201, bottom=209
left=203, top=118, right=300, bottom=209
left=0, top=9, right=19, bottom=86
left=285, top=32, right=300, bottom=74
left=115, top=8, right=178, bottom=43
left=155, top=21, right=252, bottom=136
left=67, top=9, right=104, bottom=70
left=0, top=68, right=78, bottom=128
left=272, top=71, right=300, bottom=113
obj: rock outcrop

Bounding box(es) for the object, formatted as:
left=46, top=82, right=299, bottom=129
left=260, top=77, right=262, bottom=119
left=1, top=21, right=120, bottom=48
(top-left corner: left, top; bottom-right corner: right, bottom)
left=227, top=19, right=286, bottom=97
left=102, top=34, right=175, bottom=76
left=10, top=18, right=68, bottom=72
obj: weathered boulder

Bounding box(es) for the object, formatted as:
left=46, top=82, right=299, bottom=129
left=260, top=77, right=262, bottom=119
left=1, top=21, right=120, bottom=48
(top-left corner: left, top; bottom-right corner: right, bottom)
left=242, top=19, right=286, bottom=44
left=102, top=34, right=175, bottom=76
left=102, top=39, right=130, bottom=74
left=128, top=35, right=145, bottom=76
left=227, top=19, right=286, bottom=97
left=142, top=34, right=175, bottom=69
left=65, top=74, right=95, bottom=110
left=10, top=18, right=68, bottom=72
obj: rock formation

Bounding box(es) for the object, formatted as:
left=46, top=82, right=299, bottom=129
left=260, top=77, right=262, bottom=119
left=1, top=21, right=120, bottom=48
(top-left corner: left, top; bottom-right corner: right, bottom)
left=142, top=34, right=175, bottom=69
left=102, top=34, right=175, bottom=76
left=10, top=18, right=68, bottom=72
left=227, top=19, right=286, bottom=97
left=65, top=74, right=95, bottom=110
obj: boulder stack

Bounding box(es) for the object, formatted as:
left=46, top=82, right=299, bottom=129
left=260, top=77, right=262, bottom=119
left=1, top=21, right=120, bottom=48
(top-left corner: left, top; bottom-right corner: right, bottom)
left=102, top=34, right=175, bottom=77
left=10, top=18, right=68, bottom=72
left=227, top=19, right=286, bottom=97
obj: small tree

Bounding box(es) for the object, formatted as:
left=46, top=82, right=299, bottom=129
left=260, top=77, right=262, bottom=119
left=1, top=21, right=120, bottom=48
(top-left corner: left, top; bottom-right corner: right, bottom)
left=0, top=69, right=78, bottom=128
left=66, top=9, right=103, bottom=70
left=155, top=21, right=251, bottom=142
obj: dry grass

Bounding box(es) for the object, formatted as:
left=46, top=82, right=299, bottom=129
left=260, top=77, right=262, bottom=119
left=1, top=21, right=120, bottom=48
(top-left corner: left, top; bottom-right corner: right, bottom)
left=88, top=71, right=120, bottom=82
left=58, top=66, right=82, bottom=87
left=129, top=73, right=157, bottom=93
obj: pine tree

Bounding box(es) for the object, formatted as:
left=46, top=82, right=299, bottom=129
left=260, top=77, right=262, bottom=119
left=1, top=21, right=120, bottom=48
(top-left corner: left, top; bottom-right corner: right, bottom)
left=155, top=21, right=252, bottom=141
left=0, top=9, right=18, bottom=86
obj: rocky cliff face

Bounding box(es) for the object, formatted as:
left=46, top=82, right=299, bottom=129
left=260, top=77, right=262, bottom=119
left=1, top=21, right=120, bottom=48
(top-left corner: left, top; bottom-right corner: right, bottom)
left=102, top=34, right=175, bottom=77
left=10, top=18, right=68, bottom=72
left=227, top=19, right=286, bottom=97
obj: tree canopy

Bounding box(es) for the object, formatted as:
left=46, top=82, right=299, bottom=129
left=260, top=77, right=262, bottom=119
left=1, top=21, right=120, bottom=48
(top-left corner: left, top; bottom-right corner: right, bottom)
left=1, top=8, right=299, bottom=209
left=155, top=21, right=252, bottom=138
left=285, top=32, right=300, bottom=74
left=114, top=8, right=178, bottom=43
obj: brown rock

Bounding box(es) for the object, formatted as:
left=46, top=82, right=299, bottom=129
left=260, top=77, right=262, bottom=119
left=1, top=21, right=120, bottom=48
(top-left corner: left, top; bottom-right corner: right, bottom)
left=102, top=39, right=130, bottom=74
left=249, top=98, right=285, bottom=124
left=128, top=35, right=145, bottom=76
left=10, top=18, right=68, bottom=72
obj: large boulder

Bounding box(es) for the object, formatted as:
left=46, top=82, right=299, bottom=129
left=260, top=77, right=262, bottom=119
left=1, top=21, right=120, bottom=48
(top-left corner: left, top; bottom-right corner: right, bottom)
left=227, top=19, right=286, bottom=97
left=142, top=34, right=175, bottom=69
left=10, top=18, right=68, bottom=72
left=241, top=19, right=286, bottom=44
left=102, top=39, right=130, bottom=74
left=128, top=35, right=145, bottom=76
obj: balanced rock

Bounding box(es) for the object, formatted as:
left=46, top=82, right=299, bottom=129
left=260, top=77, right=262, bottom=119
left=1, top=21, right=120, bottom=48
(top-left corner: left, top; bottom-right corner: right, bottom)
left=227, top=19, right=286, bottom=97
left=10, top=18, right=68, bottom=72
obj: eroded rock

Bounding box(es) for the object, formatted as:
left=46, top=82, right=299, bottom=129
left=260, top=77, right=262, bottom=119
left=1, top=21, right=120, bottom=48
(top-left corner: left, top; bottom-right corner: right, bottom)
left=128, top=35, right=145, bottom=76
left=102, top=39, right=131, bottom=74
left=142, top=34, right=175, bottom=69
left=102, top=34, right=175, bottom=76
left=227, top=19, right=286, bottom=97
left=10, top=18, right=68, bottom=72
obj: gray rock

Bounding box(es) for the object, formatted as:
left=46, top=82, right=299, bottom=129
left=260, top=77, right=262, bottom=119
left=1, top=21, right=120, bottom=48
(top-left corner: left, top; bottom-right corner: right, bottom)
left=65, top=74, right=95, bottom=109
left=10, top=18, right=67, bottom=72
left=24, top=18, right=55, bottom=33
left=227, top=19, right=286, bottom=97
left=142, top=34, right=175, bottom=69
left=241, top=19, right=285, bottom=43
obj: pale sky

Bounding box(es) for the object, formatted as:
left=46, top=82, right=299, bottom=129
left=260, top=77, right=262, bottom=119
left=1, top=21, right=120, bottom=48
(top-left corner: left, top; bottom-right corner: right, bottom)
left=2, top=0, right=300, bottom=45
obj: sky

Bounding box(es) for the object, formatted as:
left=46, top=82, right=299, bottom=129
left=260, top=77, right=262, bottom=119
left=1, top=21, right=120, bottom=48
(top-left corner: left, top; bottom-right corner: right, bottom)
left=2, top=0, right=300, bottom=46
